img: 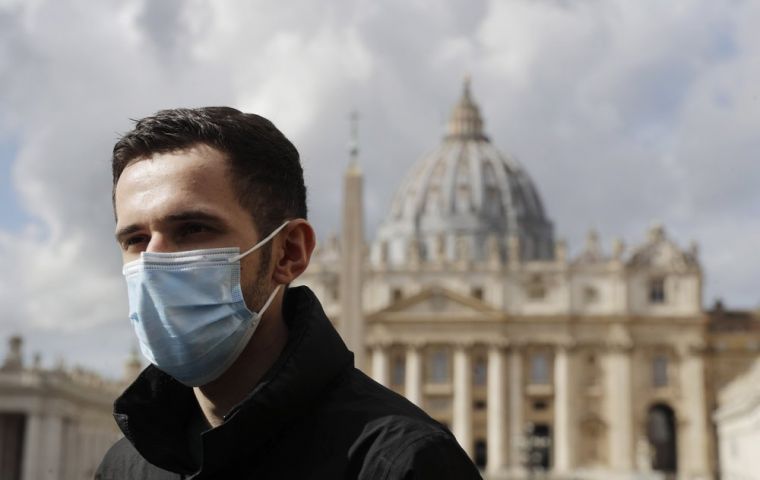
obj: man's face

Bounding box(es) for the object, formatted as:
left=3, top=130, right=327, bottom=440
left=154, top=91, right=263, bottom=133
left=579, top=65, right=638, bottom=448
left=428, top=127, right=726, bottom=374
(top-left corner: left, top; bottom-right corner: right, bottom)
left=114, top=144, right=271, bottom=310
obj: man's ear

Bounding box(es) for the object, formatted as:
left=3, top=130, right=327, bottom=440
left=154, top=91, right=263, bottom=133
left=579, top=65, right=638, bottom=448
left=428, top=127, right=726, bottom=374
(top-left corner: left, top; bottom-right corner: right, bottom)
left=272, top=219, right=316, bottom=285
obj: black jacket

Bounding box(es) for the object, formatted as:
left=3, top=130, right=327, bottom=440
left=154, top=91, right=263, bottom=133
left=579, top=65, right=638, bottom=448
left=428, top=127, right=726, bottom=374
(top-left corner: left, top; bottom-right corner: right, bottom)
left=96, top=286, right=481, bottom=479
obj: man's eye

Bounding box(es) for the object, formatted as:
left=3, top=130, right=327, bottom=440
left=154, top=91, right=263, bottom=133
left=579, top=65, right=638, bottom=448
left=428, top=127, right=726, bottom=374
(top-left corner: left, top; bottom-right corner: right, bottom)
left=179, top=224, right=210, bottom=237
left=123, top=236, right=148, bottom=249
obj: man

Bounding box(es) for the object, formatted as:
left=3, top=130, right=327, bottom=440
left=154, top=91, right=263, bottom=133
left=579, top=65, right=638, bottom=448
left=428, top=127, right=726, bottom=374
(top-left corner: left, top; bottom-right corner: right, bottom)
left=96, top=107, right=481, bottom=479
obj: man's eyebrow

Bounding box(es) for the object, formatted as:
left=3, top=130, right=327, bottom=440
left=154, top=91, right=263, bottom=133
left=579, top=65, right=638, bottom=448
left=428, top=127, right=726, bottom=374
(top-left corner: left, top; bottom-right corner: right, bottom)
left=114, top=210, right=226, bottom=241
left=114, top=224, right=141, bottom=241
left=164, top=210, right=226, bottom=225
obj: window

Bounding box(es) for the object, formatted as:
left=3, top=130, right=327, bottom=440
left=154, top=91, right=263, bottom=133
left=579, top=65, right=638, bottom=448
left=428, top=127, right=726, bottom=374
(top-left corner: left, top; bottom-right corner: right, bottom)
left=525, top=275, right=547, bottom=300
left=474, top=399, right=487, bottom=410
left=391, top=355, right=405, bottom=386
left=649, top=277, right=666, bottom=304
left=530, top=353, right=551, bottom=385
left=430, top=349, right=450, bottom=384
left=473, top=357, right=487, bottom=386
left=533, top=400, right=548, bottom=411
left=583, top=286, right=599, bottom=304
left=471, top=287, right=484, bottom=301
left=653, top=355, right=668, bottom=387
left=391, top=288, right=403, bottom=303
left=474, top=439, right=487, bottom=469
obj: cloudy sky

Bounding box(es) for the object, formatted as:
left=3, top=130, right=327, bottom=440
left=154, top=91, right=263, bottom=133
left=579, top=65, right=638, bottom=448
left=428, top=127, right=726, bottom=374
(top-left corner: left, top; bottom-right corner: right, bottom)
left=1, top=0, right=758, bottom=378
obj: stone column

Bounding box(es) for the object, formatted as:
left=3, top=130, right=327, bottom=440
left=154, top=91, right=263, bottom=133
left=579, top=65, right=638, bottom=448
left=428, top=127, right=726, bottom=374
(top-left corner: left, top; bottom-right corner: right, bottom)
left=453, top=343, right=473, bottom=457
left=487, top=342, right=507, bottom=475
left=553, top=345, right=572, bottom=472
left=371, top=343, right=389, bottom=387
left=604, top=341, right=633, bottom=471
left=405, top=343, right=422, bottom=406
left=679, top=344, right=710, bottom=478
left=22, top=412, right=64, bottom=480
left=41, top=414, right=63, bottom=480
left=21, top=413, right=43, bottom=480
left=509, top=346, right=524, bottom=473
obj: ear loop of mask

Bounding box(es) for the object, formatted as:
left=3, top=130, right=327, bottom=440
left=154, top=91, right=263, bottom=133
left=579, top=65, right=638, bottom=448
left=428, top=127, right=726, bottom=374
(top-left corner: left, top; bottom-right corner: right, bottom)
left=257, top=284, right=281, bottom=318
left=228, top=221, right=291, bottom=263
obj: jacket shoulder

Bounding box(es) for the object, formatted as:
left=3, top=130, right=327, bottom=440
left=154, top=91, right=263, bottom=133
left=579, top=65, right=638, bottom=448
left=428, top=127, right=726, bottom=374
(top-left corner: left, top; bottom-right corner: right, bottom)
left=95, top=437, right=180, bottom=480
left=348, top=414, right=482, bottom=480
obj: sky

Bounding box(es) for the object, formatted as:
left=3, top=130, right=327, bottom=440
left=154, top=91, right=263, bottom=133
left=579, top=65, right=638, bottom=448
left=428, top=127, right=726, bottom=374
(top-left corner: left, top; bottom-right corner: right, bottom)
left=1, top=0, right=759, bottom=378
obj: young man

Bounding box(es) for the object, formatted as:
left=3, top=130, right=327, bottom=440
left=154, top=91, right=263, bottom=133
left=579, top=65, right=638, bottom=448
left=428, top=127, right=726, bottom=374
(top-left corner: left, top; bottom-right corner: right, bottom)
left=96, top=107, right=481, bottom=479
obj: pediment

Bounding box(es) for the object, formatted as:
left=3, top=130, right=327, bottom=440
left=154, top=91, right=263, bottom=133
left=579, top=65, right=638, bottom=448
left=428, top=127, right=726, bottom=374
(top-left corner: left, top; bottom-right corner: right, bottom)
left=367, top=286, right=503, bottom=322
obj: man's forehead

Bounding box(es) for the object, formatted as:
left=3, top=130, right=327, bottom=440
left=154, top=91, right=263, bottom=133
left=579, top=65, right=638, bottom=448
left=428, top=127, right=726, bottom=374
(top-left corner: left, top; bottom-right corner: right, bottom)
left=114, top=146, right=242, bottom=224
left=122, top=144, right=228, bottom=173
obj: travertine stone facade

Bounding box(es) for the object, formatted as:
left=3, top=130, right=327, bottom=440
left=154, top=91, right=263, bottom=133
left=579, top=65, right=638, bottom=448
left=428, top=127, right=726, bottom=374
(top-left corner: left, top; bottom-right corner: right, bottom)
left=0, top=337, right=134, bottom=480
left=714, top=357, right=760, bottom=480
left=296, top=81, right=750, bottom=480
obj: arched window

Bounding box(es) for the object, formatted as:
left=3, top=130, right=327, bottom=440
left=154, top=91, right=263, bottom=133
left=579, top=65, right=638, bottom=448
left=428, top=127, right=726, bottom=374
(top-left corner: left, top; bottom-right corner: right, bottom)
left=649, top=277, right=666, bottom=304
left=647, top=404, right=678, bottom=473
left=525, top=274, right=547, bottom=300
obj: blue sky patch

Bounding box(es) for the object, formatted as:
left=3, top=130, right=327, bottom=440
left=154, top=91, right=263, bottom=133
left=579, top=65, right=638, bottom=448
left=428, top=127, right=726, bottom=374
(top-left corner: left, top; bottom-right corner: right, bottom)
left=0, top=139, right=33, bottom=232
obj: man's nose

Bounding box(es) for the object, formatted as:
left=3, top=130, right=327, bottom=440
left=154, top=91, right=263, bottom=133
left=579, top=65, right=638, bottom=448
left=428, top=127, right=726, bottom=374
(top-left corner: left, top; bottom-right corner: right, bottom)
left=145, top=233, right=176, bottom=253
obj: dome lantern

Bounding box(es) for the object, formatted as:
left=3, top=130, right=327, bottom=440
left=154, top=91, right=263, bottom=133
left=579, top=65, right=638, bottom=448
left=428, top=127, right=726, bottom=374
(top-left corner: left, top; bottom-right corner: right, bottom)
left=446, top=76, right=488, bottom=141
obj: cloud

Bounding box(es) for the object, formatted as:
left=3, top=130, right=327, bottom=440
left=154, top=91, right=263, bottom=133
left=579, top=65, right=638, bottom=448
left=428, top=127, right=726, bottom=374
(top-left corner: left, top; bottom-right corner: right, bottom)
left=1, top=0, right=759, bottom=376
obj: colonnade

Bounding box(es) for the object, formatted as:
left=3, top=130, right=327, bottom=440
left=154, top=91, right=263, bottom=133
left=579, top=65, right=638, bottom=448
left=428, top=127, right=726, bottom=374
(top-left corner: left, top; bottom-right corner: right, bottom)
left=17, top=412, right=117, bottom=480
left=369, top=341, right=711, bottom=477
left=369, top=342, right=581, bottom=475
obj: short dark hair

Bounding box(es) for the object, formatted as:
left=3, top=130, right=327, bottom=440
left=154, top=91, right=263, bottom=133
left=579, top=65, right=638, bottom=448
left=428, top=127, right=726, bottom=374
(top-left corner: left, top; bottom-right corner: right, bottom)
left=112, top=107, right=307, bottom=235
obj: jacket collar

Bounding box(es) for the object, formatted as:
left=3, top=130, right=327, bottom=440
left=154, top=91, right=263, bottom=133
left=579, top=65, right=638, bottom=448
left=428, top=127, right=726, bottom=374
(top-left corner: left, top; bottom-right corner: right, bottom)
left=114, top=286, right=354, bottom=475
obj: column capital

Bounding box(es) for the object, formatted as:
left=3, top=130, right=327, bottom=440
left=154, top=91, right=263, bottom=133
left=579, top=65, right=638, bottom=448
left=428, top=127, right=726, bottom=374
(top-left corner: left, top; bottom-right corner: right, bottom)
left=488, top=338, right=510, bottom=351
left=405, top=339, right=427, bottom=350
left=555, top=337, right=577, bottom=352
left=606, top=324, right=633, bottom=353
left=367, top=338, right=393, bottom=349
left=452, top=339, right=476, bottom=351
left=676, top=340, right=707, bottom=358
left=605, top=342, right=634, bottom=354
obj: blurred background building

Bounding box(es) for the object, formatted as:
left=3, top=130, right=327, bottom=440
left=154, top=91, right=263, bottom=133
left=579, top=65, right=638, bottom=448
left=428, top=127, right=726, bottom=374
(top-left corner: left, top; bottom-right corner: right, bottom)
left=298, top=80, right=760, bottom=480
left=0, top=336, right=135, bottom=480
left=713, top=356, right=760, bottom=480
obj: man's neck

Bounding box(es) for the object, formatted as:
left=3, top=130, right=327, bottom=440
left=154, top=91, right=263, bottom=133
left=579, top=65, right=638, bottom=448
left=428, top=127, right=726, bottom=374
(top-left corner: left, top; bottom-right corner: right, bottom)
left=193, top=307, right=289, bottom=428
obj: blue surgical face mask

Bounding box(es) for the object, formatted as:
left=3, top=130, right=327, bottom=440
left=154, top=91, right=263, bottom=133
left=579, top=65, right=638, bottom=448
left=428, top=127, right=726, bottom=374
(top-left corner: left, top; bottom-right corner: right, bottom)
left=122, top=221, right=290, bottom=387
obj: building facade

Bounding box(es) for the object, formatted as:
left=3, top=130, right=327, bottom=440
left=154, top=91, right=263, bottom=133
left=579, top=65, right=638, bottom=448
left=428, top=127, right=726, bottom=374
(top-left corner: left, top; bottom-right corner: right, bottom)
left=713, top=356, right=760, bottom=480
left=297, top=80, right=756, bottom=480
left=0, top=336, right=134, bottom=480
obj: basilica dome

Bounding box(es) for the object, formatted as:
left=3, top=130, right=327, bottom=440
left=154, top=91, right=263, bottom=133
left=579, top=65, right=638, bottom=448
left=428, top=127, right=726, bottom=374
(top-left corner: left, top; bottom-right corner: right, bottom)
left=372, top=79, right=555, bottom=267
